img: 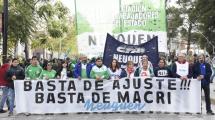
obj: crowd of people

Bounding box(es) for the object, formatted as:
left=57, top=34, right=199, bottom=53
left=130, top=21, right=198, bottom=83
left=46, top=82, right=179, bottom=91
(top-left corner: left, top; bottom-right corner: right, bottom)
left=0, top=53, right=215, bottom=116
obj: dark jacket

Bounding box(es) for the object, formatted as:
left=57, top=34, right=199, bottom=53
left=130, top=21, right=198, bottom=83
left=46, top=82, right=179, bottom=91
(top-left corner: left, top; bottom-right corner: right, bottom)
left=6, top=65, right=25, bottom=89
left=134, top=67, right=154, bottom=77
left=0, top=63, right=10, bottom=86
left=74, top=62, right=93, bottom=78
left=172, top=62, right=193, bottom=78
left=193, top=62, right=212, bottom=86
left=120, top=68, right=127, bottom=78
left=154, top=67, right=172, bottom=77
left=56, top=67, right=73, bottom=78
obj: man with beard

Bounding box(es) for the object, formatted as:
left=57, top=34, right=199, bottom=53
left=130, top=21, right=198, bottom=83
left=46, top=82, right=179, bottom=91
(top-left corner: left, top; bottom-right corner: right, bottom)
left=74, top=55, right=93, bottom=79
left=90, top=57, right=109, bottom=80
left=193, top=54, right=214, bottom=115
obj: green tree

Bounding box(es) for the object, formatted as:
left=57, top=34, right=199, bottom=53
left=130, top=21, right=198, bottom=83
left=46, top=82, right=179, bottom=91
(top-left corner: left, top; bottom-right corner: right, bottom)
left=2, top=0, right=72, bottom=59
left=194, top=0, right=215, bottom=54
left=76, top=12, right=93, bottom=35
left=32, top=1, right=77, bottom=58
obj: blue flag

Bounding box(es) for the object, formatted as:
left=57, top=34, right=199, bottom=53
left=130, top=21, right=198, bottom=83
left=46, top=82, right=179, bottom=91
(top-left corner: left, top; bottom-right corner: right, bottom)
left=103, top=33, right=159, bottom=68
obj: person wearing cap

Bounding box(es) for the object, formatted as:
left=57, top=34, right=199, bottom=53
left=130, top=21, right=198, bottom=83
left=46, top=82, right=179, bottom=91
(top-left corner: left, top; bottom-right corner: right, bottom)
left=172, top=53, right=192, bottom=80
left=90, top=57, right=109, bottom=80
left=193, top=54, right=214, bottom=115
left=74, top=55, right=93, bottom=79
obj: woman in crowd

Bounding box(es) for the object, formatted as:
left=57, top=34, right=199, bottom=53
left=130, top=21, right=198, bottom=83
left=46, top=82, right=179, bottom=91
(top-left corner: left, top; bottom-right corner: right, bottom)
left=135, top=60, right=154, bottom=77
left=56, top=60, right=73, bottom=79
left=108, top=59, right=122, bottom=80
left=154, top=58, right=172, bottom=77
left=39, top=62, right=57, bottom=80
left=121, top=61, right=135, bottom=78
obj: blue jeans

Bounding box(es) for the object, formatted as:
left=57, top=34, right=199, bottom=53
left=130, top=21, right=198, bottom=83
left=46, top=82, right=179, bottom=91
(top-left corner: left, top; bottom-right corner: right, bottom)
left=7, top=88, right=15, bottom=113
left=0, top=87, right=9, bottom=110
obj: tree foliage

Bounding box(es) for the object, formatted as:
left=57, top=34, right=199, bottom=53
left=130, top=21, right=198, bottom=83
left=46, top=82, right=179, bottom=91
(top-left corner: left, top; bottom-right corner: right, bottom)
left=167, top=0, right=215, bottom=55
left=1, top=0, right=76, bottom=59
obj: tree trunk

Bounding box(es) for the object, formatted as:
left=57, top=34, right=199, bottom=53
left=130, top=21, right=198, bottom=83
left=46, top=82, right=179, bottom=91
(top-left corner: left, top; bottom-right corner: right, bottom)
left=24, top=40, right=29, bottom=60
left=14, top=40, right=19, bottom=58
left=187, top=22, right=192, bottom=54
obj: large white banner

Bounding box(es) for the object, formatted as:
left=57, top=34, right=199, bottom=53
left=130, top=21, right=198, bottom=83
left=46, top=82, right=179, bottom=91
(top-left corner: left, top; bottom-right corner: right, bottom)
left=14, top=77, right=201, bottom=114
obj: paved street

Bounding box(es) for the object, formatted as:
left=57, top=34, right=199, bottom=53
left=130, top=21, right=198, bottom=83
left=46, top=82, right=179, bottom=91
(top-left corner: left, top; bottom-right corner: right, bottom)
left=1, top=82, right=215, bottom=120
left=0, top=111, right=215, bottom=120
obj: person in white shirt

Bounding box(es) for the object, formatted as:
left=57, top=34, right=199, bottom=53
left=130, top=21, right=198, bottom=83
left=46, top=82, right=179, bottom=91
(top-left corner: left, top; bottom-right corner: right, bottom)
left=108, top=59, right=122, bottom=80
left=135, top=60, right=154, bottom=77
left=56, top=60, right=73, bottom=79
left=172, top=53, right=192, bottom=80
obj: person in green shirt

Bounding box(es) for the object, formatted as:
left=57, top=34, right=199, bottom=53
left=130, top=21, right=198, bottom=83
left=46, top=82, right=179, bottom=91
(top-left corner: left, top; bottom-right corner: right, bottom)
left=25, top=56, right=43, bottom=80
left=39, top=62, right=56, bottom=80
left=90, top=57, right=109, bottom=80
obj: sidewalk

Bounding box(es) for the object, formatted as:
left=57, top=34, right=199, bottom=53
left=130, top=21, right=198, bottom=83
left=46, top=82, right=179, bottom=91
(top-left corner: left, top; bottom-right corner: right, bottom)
left=209, top=82, right=215, bottom=105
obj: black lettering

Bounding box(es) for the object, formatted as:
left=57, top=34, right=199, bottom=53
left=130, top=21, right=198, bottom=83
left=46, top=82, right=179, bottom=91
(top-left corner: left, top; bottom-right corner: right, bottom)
left=47, top=81, right=56, bottom=91
left=68, top=93, right=76, bottom=103
left=133, top=91, right=141, bottom=103
left=68, top=81, right=76, bottom=91
left=24, top=81, right=32, bottom=91
left=167, top=92, right=171, bottom=104
left=58, top=92, right=66, bottom=103
left=103, top=92, right=110, bottom=103
left=47, top=93, right=55, bottom=103
left=118, top=91, right=129, bottom=102
left=117, top=34, right=125, bottom=43
left=35, top=93, right=44, bottom=103
left=84, top=80, right=92, bottom=90
left=168, top=79, right=176, bottom=90
left=77, top=93, right=85, bottom=103
left=35, top=81, right=44, bottom=91
left=138, top=34, right=145, bottom=44
left=128, top=34, right=136, bottom=44
left=144, top=91, right=153, bottom=103
left=95, top=81, right=103, bottom=90
left=133, top=78, right=141, bottom=89
left=123, top=78, right=130, bottom=89
left=144, top=78, right=152, bottom=89
left=59, top=80, right=67, bottom=91
left=89, top=35, right=96, bottom=46
left=113, top=80, right=120, bottom=90
left=92, top=92, right=100, bottom=103
left=156, top=91, right=165, bottom=104
left=156, top=79, right=164, bottom=90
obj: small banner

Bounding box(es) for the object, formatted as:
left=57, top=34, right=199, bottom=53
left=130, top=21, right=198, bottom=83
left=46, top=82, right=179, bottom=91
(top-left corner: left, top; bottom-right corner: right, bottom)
left=103, top=33, right=159, bottom=68
left=14, top=78, right=201, bottom=114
